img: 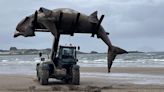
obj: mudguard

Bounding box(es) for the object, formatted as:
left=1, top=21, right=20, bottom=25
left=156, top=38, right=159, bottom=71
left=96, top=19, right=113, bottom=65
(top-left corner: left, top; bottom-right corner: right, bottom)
left=41, top=63, right=50, bottom=70
left=72, top=65, right=80, bottom=70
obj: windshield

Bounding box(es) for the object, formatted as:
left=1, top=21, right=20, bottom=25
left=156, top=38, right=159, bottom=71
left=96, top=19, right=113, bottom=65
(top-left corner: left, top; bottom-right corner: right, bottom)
left=61, top=48, right=75, bottom=59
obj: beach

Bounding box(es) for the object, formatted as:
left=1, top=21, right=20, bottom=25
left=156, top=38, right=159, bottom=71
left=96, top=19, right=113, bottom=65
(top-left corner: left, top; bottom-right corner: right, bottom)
left=0, top=67, right=164, bottom=92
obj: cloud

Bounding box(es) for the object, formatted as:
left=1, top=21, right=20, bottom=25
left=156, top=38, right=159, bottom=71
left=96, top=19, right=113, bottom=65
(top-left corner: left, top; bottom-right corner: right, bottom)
left=0, top=0, right=164, bottom=51
left=106, top=0, right=164, bottom=38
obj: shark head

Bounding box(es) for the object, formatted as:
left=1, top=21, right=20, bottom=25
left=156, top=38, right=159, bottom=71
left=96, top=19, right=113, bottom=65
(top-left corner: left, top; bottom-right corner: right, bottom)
left=14, top=15, right=36, bottom=38
left=14, top=7, right=52, bottom=38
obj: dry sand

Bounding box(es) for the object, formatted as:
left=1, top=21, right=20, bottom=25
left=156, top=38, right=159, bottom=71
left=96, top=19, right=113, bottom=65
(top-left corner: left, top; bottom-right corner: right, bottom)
left=0, top=67, right=164, bottom=92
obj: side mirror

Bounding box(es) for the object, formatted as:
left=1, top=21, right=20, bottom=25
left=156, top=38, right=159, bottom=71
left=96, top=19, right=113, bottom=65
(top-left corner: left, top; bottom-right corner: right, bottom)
left=39, top=52, right=42, bottom=57
left=41, top=58, right=45, bottom=61
left=77, top=46, right=80, bottom=50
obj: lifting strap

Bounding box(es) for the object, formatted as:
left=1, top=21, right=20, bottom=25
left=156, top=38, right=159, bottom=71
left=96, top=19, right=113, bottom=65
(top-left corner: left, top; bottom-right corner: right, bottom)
left=71, top=13, right=81, bottom=36
left=91, top=15, right=104, bottom=37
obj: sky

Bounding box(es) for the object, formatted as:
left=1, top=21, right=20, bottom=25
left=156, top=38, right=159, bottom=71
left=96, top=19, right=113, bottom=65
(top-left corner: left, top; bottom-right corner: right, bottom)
left=0, top=0, right=164, bottom=52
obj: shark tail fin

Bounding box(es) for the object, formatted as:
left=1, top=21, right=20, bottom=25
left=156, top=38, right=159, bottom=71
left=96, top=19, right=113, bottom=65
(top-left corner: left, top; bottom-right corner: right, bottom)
left=107, top=46, right=128, bottom=73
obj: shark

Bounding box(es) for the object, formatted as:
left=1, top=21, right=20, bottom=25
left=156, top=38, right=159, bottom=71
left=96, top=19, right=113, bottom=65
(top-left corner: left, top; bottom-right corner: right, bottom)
left=14, top=7, right=128, bottom=72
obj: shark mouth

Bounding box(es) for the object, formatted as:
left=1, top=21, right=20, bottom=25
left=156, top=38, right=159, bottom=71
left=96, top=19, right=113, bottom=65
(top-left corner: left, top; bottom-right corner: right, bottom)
left=14, top=31, right=22, bottom=38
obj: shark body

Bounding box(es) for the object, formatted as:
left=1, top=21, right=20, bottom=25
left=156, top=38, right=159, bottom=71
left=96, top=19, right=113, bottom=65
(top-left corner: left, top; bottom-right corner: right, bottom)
left=14, top=7, right=127, bottom=72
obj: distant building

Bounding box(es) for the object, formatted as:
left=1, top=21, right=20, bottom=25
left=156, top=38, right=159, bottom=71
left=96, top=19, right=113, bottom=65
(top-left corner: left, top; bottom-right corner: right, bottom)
left=90, top=51, right=98, bottom=54
left=10, top=47, right=17, bottom=51
left=10, top=47, right=18, bottom=54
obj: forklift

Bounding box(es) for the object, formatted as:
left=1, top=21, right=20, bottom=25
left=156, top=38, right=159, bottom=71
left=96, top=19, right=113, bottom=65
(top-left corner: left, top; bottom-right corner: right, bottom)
left=36, top=37, right=80, bottom=85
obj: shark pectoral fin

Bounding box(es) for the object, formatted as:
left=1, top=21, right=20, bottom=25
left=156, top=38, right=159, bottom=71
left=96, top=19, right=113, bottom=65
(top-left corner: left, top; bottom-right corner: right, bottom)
left=88, top=11, right=99, bottom=23
left=107, top=46, right=128, bottom=73
left=49, top=24, right=58, bottom=38
left=50, top=29, right=58, bottom=38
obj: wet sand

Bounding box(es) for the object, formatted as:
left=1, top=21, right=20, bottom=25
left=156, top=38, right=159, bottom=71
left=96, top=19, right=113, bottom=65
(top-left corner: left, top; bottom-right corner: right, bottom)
left=0, top=67, right=164, bottom=92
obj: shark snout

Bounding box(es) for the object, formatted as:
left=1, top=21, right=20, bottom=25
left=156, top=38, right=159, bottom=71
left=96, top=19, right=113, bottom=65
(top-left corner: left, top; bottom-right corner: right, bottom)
left=13, top=30, right=21, bottom=38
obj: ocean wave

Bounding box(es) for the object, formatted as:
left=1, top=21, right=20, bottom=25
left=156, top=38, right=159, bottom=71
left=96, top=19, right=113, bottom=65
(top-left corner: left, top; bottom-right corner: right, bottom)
left=1, top=58, right=164, bottom=65
left=0, top=60, right=40, bottom=65
left=0, top=53, right=164, bottom=68
left=79, top=59, right=106, bottom=64
left=1, top=59, right=8, bottom=63
left=153, top=59, right=164, bottom=62
left=93, top=59, right=106, bottom=62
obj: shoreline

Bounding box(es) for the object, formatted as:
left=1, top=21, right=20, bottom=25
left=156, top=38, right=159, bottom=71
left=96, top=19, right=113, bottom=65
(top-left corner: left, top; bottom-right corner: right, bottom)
left=1, top=67, right=164, bottom=75
left=81, top=67, right=164, bottom=74
left=0, top=67, right=164, bottom=91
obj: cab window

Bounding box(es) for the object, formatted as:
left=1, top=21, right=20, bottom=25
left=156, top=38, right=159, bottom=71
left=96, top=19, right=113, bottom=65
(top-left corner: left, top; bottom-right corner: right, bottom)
left=61, top=48, right=75, bottom=59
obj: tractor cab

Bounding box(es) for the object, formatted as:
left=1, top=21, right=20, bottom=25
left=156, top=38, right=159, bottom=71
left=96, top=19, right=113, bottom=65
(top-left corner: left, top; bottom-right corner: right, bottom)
left=57, top=46, right=77, bottom=66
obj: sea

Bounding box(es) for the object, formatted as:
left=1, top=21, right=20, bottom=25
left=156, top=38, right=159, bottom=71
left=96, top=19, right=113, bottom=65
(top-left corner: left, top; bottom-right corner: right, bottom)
left=1, top=52, right=164, bottom=85
left=0, top=52, right=164, bottom=74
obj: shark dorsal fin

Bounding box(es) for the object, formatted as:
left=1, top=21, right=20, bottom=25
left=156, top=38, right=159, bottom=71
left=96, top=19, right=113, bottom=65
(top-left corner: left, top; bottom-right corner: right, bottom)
left=88, top=11, right=98, bottom=23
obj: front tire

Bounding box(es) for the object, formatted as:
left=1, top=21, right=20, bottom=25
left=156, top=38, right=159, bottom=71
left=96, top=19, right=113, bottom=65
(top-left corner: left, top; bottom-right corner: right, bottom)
left=36, top=63, right=40, bottom=81
left=71, top=65, right=80, bottom=85
left=39, top=70, right=49, bottom=85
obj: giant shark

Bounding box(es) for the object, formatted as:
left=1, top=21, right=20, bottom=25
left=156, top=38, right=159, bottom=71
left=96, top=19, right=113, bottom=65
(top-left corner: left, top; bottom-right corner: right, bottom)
left=14, top=7, right=128, bottom=72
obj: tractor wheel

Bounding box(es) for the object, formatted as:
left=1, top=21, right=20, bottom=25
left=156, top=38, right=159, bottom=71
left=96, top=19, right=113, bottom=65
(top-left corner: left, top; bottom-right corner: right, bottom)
left=37, top=70, right=39, bottom=81
left=71, top=65, right=80, bottom=85
left=63, top=78, right=70, bottom=84
left=36, top=65, right=40, bottom=81
left=39, top=70, right=49, bottom=85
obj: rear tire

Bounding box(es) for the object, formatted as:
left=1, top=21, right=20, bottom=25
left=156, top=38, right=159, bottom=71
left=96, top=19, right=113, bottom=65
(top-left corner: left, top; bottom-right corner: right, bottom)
left=36, top=63, right=40, bottom=81
left=39, top=70, right=49, bottom=85
left=71, top=65, right=80, bottom=85
left=37, top=70, right=40, bottom=81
